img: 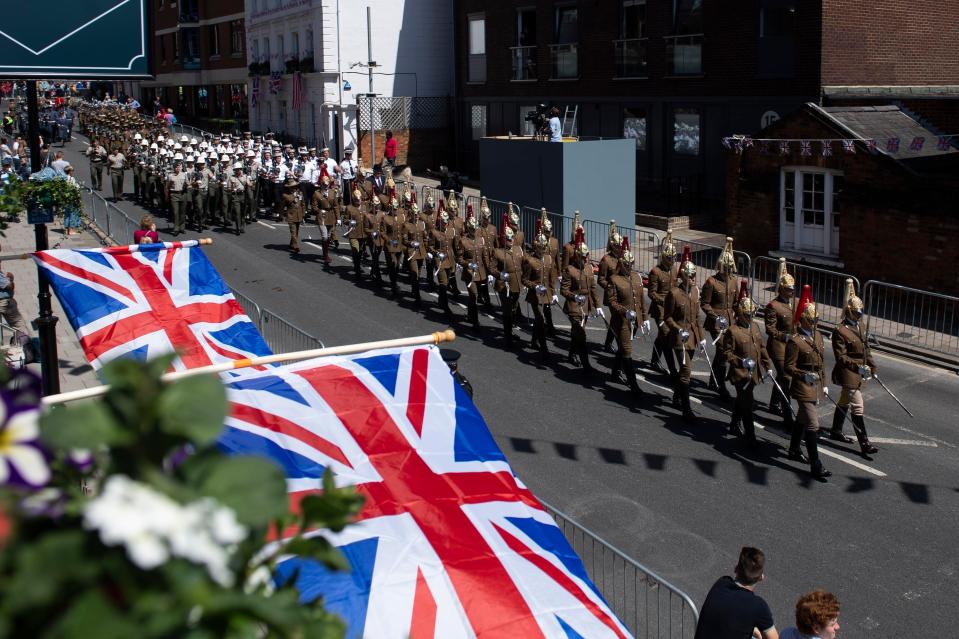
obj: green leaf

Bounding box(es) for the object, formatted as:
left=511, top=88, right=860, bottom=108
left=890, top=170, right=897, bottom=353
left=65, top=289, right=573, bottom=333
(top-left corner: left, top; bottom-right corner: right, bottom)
left=158, top=375, right=228, bottom=445
left=3, top=530, right=99, bottom=614
left=198, top=456, right=288, bottom=527
left=45, top=590, right=141, bottom=639
left=40, top=402, right=128, bottom=450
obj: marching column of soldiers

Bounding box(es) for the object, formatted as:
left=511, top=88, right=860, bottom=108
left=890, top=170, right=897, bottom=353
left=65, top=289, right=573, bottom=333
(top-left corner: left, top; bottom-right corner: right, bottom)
left=80, top=103, right=894, bottom=484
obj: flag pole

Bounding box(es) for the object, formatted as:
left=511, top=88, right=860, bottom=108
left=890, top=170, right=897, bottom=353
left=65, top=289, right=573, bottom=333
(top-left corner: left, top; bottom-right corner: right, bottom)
left=3, top=238, right=216, bottom=262
left=41, top=330, right=457, bottom=406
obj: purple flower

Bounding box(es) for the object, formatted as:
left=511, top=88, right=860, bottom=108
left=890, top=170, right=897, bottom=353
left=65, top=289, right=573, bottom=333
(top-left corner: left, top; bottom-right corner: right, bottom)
left=0, top=370, right=49, bottom=488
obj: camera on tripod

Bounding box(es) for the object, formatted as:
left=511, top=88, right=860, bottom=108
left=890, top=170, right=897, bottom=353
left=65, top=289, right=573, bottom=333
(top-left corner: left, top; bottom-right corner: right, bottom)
left=525, top=104, right=552, bottom=140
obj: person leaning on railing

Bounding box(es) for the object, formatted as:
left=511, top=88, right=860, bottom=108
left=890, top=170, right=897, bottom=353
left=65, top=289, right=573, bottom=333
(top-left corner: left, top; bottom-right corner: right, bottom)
left=694, top=547, right=779, bottom=639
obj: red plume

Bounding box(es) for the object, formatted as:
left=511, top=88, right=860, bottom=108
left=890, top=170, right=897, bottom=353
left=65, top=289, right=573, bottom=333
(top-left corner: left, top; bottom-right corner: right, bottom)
left=794, top=284, right=814, bottom=324
left=738, top=279, right=749, bottom=302
left=412, top=191, right=417, bottom=204
left=680, top=245, right=692, bottom=268
left=466, top=203, right=474, bottom=221
left=574, top=226, right=585, bottom=250
left=438, top=200, right=445, bottom=212
left=501, top=212, right=509, bottom=245
left=439, top=198, right=446, bottom=210
left=535, top=218, right=542, bottom=237
left=622, top=236, right=630, bottom=253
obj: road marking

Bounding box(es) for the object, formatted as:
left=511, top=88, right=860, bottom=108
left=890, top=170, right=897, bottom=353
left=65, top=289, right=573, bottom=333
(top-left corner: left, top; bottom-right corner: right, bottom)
left=868, top=437, right=937, bottom=447
left=815, top=447, right=887, bottom=476
left=256, top=220, right=275, bottom=229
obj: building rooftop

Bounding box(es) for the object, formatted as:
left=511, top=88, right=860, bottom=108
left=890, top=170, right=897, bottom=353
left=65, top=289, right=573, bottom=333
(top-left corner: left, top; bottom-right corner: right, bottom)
left=815, top=104, right=957, bottom=161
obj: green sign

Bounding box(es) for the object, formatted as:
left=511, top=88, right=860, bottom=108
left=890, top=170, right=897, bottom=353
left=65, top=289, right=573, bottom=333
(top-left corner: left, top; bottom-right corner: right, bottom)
left=0, top=0, right=151, bottom=79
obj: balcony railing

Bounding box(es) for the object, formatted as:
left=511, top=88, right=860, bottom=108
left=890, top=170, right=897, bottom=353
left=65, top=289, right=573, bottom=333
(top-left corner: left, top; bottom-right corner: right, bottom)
left=467, top=53, right=486, bottom=83
left=510, top=46, right=537, bottom=81
left=664, top=33, right=703, bottom=75
left=549, top=43, right=578, bottom=80
left=182, top=57, right=201, bottom=71
left=613, top=38, right=648, bottom=78
left=178, top=11, right=199, bottom=23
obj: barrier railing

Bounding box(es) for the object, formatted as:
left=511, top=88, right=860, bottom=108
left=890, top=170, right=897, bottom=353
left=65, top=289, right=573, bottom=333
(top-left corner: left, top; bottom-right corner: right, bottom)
left=230, top=288, right=263, bottom=328
left=679, top=239, right=752, bottom=292
left=752, top=256, right=857, bottom=328
left=542, top=500, right=699, bottom=638
left=863, top=281, right=959, bottom=358
left=260, top=308, right=326, bottom=353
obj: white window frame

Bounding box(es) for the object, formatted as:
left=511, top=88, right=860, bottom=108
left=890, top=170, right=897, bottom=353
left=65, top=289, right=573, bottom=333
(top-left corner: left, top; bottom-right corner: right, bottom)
left=468, top=14, right=486, bottom=55
left=780, top=167, right=842, bottom=257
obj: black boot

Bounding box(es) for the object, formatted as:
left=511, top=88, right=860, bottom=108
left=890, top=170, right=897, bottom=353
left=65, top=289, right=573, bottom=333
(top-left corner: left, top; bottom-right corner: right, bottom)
left=609, top=351, right=626, bottom=385
left=805, top=431, right=832, bottom=481
left=352, top=252, right=363, bottom=278
left=579, top=344, right=594, bottom=378
left=681, top=386, right=697, bottom=423
left=438, top=288, right=453, bottom=322
left=544, top=306, right=556, bottom=337
left=851, top=415, right=878, bottom=456
left=742, top=414, right=759, bottom=448
left=713, top=360, right=732, bottom=402
left=603, top=327, right=615, bottom=354
left=728, top=401, right=743, bottom=437
left=828, top=406, right=853, bottom=442
left=787, top=417, right=808, bottom=463
left=624, top=359, right=644, bottom=398
left=411, top=277, right=422, bottom=307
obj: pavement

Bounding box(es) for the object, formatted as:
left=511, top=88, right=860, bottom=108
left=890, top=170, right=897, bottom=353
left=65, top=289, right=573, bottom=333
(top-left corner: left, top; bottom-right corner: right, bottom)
left=0, top=214, right=103, bottom=393
left=60, top=134, right=959, bottom=637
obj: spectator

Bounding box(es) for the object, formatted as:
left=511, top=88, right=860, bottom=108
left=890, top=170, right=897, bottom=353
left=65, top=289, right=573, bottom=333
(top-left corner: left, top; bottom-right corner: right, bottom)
left=51, top=150, right=70, bottom=174
left=694, top=547, right=779, bottom=639
left=383, top=130, right=397, bottom=170
left=0, top=137, right=10, bottom=160
left=548, top=107, right=563, bottom=142
left=0, top=248, right=34, bottom=353
left=14, top=136, right=26, bottom=171
left=61, top=165, right=82, bottom=236
left=164, top=108, right=177, bottom=127
left=133, top=214, right=159, bottom=245
left=153, top=97, right=164, bottom=116
left=780, top=591, right=840, bottom=639
left=0, top=156, right=16, bottom=193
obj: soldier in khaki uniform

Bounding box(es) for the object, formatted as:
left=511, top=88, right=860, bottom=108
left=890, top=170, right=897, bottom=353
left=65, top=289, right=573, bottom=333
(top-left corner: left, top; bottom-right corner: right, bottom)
left=85, top=139, right=108, bottom=190
left=476, top=198, right=499, bottom=310
left=281, top=177, right=305, bottom=251
left=723, top=283, right=773, bottom=446
left=498, top=202, right=526, bottom=250
left=430, top=207, right=456, bottom=321
left=764, top=270, right=797, bottom=421
left=560, top=211, right=583, bottom=273
left=366, top=194, right=386, bottom=284
left=606, top=247, right=649, bottom=399
left=537, top=208, right=561, bottom=336
left=664, top=247, right=705, bottom=422
left=700, top=237, right=740, bottom=402
left=598, top=222, right=623, bottom=354
left=455, top=206, right=490, bottom=331
left=107, top=145, right=126, bottom=202
left=490, top=226, right=526, bottom=346
left=405, top=199, right=431, bottom=307
left=647, top=231, right=679, bottom=377
left=311, top=176, right=337, bottom=267
left=561, top=228, right=602, bottom=377
left=165, top=159, right=189, bottom=236
left=226, top=163, right=248, bottom=236
left=344, top=187, right=369, bottom=279
left=785, top=290, right=831, bottom=481
left=194, top=156, right=211, bottom=230
left=382, top=195, right=407, bottom=298
left=830, top=280, right=879, bottom=457
left=521, top=229, right=555, bottom=360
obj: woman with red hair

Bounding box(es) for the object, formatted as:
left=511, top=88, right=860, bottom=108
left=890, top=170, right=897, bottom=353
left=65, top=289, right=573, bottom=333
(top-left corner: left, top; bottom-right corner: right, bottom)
left=780, top=590, right=841, bottom=639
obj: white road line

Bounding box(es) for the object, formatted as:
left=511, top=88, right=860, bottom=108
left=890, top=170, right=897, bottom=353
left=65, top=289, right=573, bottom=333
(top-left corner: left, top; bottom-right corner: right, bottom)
left=868, top=437, right=938, bottom=447
left=256, top=220, right=276, bottom=229
left=304, top=241, right=322, bottom=250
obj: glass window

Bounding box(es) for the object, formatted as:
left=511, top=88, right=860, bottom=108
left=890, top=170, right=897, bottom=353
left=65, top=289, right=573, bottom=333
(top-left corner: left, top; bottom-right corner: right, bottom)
left=760, top=4, right=796, bottom=37
left=783, top=170, right=795, bottom=223
left=555, top=6, right=578, bottom=44
left=231, top=20, right=245, bottom=54
left=802, top=172, right=825, bottom=225
left=263, top=37, right=270, bottom=62
left=291, top=32, right=299, bottom=58
left=517, top=8, right=536, bottom=46
left=623, top=108, right=647, bottom=150
left=208, top=24, right=219, bottom=56
left=277, top=35, right=284, bottom=58
left=622, top=0, right=647, bottom=39
left=468, top=16, right=485, bottom=55
left=198, top=87, right=208, bottom=111
left=471, top=105, right=487, bottom=140
left=832, top=174, right=843, bottom=227
left=673, top=108, right=700, bottom=155
left=673, top=0, right=703, bottom=34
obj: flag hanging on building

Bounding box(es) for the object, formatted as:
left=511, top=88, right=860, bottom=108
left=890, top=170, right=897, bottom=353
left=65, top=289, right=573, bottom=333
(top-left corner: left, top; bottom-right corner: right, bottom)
left=291, top=71, right=304, bottom=111
left=909, top=136, right=925, bottom=152
left=938, top=136, right=952, bottom=151
left=33, top=241, right=271, bottom=372
left=251, top=74, right=260, bottom=108
left=270, top=72, right=282, bottom=95
left=221, top=346, right=630, bottom=639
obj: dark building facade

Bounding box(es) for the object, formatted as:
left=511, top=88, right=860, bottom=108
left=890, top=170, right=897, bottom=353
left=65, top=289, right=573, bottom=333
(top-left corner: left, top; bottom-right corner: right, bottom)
left=139, top=0, right=249, bottom=128
left=454, top=0, right=958, bottom=228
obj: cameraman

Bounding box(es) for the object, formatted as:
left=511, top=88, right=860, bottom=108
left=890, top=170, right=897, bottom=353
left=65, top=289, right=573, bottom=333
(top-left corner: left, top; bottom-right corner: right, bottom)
left=548, top=107, right=562, bottom=142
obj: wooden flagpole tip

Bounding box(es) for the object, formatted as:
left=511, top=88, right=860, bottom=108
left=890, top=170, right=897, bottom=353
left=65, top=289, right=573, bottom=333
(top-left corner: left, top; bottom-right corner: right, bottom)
left=198, top=238, right=214, bottom=245
left=434, top=330, right=456, bottom=344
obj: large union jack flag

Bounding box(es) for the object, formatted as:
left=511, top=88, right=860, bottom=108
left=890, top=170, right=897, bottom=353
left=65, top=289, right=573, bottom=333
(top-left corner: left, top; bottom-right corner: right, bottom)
left=220, top=346, right=630, bottom=638
left=33, top=241, right=271, bottom=372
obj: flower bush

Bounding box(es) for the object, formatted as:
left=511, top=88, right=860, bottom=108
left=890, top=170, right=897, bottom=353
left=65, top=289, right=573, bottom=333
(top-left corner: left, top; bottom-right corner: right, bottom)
left=0, top=356, right=363, bottom=638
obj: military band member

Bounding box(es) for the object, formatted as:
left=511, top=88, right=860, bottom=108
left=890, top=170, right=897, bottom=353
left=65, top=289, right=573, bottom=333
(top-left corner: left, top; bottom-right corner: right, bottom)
left=765, top=269, right=797, bottom=422
left=490, top=225, right=525, bottom=346
left=521, top=229, right=555, bottom=360
left=281, top=177, right=304, bottom=252
left=723, top=282, right=773, bottom=446
left=194, top=156, right=211, bottom=230
left=382, top=195, right=407, bottom=298
left=226, top=163, right=248, bottom=236
left=598, top=222, right=623, bottom=353
left=664, top=246, right=705, bottom=423
left=785, top=287, right=831, bottom=481
left=647, top=231, right=680, bottom=378
left=561, top=228, right=602, bottom=376
left=606, top=245, right=648, bottom=398
left=166, top=158, right=189, bottom=236
left=455, top=205, right=489, bottom=331
left=107, top=145, right=126, bottom=202
left=85, top=138, right=107, bottom=191
left=132, top=134, right=145, bottom=202
left=311, top=176, right=337, bottom=267
left=700, top=236, right=740, bottom=402
left=830, top=280, right=879, bottom=457
left=430, top=207, right=457, bottom=321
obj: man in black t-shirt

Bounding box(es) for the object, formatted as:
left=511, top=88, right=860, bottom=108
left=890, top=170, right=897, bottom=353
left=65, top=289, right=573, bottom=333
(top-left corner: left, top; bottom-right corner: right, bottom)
left=694, top=547, right=779, bottom=639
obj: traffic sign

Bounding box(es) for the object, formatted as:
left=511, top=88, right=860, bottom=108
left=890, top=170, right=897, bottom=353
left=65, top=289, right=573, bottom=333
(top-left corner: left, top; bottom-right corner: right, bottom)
left=0, top=0, right=151, bottom=79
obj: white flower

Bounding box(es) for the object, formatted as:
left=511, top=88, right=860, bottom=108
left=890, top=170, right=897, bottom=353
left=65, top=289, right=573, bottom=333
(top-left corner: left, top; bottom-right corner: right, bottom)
left=244, top=566, right=276, bottom=596
left=0, top=409, right=51, bottom=488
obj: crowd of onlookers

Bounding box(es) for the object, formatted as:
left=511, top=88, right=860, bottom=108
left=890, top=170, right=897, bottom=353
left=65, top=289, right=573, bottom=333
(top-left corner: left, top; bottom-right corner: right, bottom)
left=695, top=547, right=841, bottom=639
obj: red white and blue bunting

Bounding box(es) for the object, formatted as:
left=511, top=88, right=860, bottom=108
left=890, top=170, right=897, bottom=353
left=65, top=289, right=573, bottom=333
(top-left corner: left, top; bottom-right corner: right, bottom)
left=722, top=134, right=958, bottom=156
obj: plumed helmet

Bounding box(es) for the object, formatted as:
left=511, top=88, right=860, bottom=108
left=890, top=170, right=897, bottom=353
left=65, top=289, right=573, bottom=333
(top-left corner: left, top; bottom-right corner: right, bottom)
left=403, top=187, right=413, bottom=202
left=679, top=246, right=696, bottom=278
left=353, top=187, right=363, bottom=202
left=794, top=284, right=817, bottom=324
left=716, top=236, right=737, bottom=273
left=507, top=202, right=519, bottom=226
left=447, top=190, right=458, bottom=210
left=739, top=296, right=758, bottom=317
left=621, top=250, right=635, bottom=265
left=535, top=232, right=548, bottom=249
left=390, top=196, right=399, bottom=209
left=661, top=229, right=678, bottom=258
left=480, top=196, right=490, bottom=219
left=843, top=278, right=864, bottom=319
left=438, top=209, right=449, bottom=224
left=571, top=210, right=582, bottom=241
left=779, top=272, right=796, bottom=289
left=411, top=202, right=420, bottom=215
left=540, top=208, right=553, bottom=233
left=504, top=226, right=515, bottom=242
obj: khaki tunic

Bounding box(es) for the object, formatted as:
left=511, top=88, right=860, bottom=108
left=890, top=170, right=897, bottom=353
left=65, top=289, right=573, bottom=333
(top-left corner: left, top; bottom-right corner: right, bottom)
left=312, top=189, right=337, bottom=226
left=664, top=286, right=705, bottom=349
left=608, top=271, right=648, bottom=356
left=785, top=331, right=826, bottom=402
left=723, top=322, right=772, bottom=386
left=282, top=191, right=305, bottom=224
left=647, top=263, right=679, bottom=321
left=764, top=298, right=795, bottom=363
left=382, top=211, right=407, bottom=254
left=598, top=254, right=619, bottom=305
left=700, top=274, right=740, bottom=335
left=521, top=253, right=555, bottom=304
left=561, top=264, right=601, bottom=320
left=344, top=204, right=369, bottom=241
left=430, top=225, right=456, bottom=284
left=456, top=233, right=490, bottom=283
left=831, top=321, right=877, bottom=390
left=490, top=245, right=525, bottom=294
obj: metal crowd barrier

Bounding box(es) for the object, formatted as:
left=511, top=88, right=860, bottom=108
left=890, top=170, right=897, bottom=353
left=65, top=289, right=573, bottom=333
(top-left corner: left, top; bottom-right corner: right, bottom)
left=751, top=256, right=857, bottom=328
left=229, top=288, right=263, bottom=328
left=260, top=308, right=326, bottom=353
left=679, top=239, right=752, bottom=292
left=541, top=500, right=699, bottom=639
left=863, top=281, right=959, bottom=359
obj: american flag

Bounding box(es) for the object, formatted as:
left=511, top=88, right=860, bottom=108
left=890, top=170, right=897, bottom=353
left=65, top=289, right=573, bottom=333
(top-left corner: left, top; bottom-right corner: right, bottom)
left=33, top=241, right=272, bottom=372
left=270, top=72, right=282, bottom=95
left=221, top=347, right=630, bottom=638
left=251, top=75, right=260, bottom=108
left=292, top=71, right=304, bottom=111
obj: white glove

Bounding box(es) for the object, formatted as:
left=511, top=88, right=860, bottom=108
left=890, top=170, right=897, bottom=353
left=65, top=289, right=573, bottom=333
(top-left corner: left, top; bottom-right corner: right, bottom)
left=858, top=365, right=872, bottom=378
left=551, top=294, right=559, bottom=305
left=698, top=339, right=708, bottom=351
left=804, top=372, right=820, bottom=384
left=427, top=252, right=434, bottom=260
left=487, top=275, right=495, bottom=287
left=501, top=272, right=510, bottom=281
left=642, top=319, right=651, bottom=334
left=597, top=308, right=605, bottom=319
left=823, top=386, right=830, bottom=397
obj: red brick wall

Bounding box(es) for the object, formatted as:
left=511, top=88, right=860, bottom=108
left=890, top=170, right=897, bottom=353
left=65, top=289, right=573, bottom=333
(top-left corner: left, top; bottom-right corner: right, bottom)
left=726, top=108, right=959, bottom=295
left=357, top=129, right=454, bottom=173
left=821, top=0, right=959, bottom=87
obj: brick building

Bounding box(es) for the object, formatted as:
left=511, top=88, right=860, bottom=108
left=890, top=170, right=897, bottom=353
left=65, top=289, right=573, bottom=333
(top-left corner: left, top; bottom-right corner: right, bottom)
left=138, top=0, right=249, bottom=129
left=725, top=103, right=959, bottom=295
left=454, top=0, right=959, bottom=228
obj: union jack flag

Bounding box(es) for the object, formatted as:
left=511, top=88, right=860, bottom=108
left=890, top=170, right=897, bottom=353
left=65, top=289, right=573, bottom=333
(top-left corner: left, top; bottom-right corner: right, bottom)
left=270, top=72, right=283, bottom=95
left=291, top=71, right=304, bottom=111
left=938, top=135, right=953, bottom=151
left=866, top=138, right=877, bottom=153
left=842, top=139, right=856, bottom=154
left=33, top=241, right=271, bottom=372
left=886, top=137, right=900, bottom=153
left=909, top=136, right=925, bottom=152
left=820, top=140, right=832, bottom=156
left=799, top=140, right=812, bottom=156
left=778, top=141, right=790, bottom=155
left=221, top=346, right=630, bottom=638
